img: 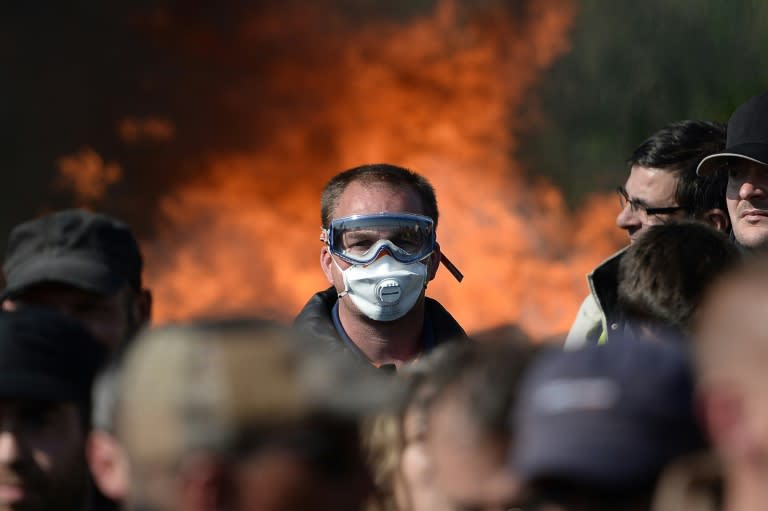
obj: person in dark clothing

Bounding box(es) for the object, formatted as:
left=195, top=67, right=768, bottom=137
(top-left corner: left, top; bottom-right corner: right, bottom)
left=1, top=209, right=152, bottom=351
left=0, top=307, right=107, bottom=511
left=0, top=209, right=152, bottom=511
left=295, top=164, right=466, bottom=369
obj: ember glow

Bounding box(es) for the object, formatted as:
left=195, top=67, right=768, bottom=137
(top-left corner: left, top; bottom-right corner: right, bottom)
left=140, top=0, right=625, bottom=339
left=57, top=147, right=123, bottom=205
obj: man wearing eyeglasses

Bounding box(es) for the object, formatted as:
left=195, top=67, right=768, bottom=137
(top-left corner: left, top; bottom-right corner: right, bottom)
left=565, top=121, right=730, bottom=348
left=295, top=163, right=466, bottom=369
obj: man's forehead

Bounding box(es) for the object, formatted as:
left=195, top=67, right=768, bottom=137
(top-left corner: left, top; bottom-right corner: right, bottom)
left=626, top=165, right=678, bottom=186
left=696, top=278, right=768, bottom=359
left=625, top=165, right=678, bottom=200
left=428, top=386, right=484, bottom=443
left=332, top=180, right=426, bottom=220
left=704, top=279, right=768, bottom=325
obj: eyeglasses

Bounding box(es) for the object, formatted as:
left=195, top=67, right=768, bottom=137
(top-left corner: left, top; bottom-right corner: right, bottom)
left=616, top=186, right=686, bottom=216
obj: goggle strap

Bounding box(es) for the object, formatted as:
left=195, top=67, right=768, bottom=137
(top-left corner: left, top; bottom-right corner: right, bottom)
left=440, top=253, right=464, bottom=283
left=324, top=225, right=462, bottom=282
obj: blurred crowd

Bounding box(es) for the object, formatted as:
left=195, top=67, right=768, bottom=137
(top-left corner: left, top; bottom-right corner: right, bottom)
left=3, top=91, right=768, bottom=511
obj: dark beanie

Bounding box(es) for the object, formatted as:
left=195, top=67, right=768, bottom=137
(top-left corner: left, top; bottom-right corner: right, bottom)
left=0, top=307, right=107, bottom=404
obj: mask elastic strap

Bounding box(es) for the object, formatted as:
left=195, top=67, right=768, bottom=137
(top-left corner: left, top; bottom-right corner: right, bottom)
left=324, top=229, right=351, bottom=297
left=331, top=257, right=350, bottom=298
left=440, top=253, right=464, bottom=282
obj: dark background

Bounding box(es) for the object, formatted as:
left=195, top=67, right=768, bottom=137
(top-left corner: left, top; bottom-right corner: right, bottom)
left=2, top=0, right=767, bottom=250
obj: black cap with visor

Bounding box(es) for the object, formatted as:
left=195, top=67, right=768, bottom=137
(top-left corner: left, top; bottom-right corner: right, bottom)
left=1, top=209, right=143, bottom=300
left=698, top=91, right=768, bottom=176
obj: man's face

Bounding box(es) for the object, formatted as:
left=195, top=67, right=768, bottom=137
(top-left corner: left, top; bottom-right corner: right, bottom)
left=616, top=165, right=683, bottom=243
left=320, top=180, right=440, bottom=317
left=233, top=451, right=370, bottom=511
left=426, top=390, right=521, bottom=511
left=232, top=421, right=372, bottom=511
left=397, top=390, right=451, bottom=511
left=696, top=277, right=768, bottom=471
left=726, top=159, right=768, bottom=249
left=0, top=400, right=88, bottom=511
left=3, top=283, right=136, bottom=350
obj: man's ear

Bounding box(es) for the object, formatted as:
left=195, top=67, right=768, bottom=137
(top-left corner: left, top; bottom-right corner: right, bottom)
left=702, top=208, right=731, bottom=233
left=135, top=289, right=152, bottom=326
left=320, top=246, right=335, bottom=285
left=87, top=430, right=130, bottom=500
left=427, top=242, right=442, bottom=282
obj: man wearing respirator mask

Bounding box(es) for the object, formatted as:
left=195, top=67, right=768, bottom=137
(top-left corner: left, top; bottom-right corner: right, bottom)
left=295, top=164, right=467, bottom=370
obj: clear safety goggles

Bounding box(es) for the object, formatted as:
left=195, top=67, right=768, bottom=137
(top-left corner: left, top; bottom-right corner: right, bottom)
left=322, top=213, right=463, bottom=282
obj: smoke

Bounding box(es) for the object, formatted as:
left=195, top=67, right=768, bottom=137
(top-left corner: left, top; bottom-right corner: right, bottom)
left=138, top=0, right=604, bottom=338
left=6, top=0, right=766, bottom=336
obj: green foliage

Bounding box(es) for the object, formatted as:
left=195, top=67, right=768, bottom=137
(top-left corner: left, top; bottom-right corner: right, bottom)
left=517, top=0, right=768, bottom=204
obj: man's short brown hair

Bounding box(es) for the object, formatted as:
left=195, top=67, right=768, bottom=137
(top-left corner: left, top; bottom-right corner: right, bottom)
left=627, top=120, right=727, bottom=219
left=320, top=163, right=439, bottom=228
left=618, top=222, right=739, bottom=333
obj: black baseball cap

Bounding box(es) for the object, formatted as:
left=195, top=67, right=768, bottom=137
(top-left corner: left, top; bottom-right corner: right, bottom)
left=1, top=209, right=143, bottom=300
left=512, top=337, right=705, bottom=489
left=0, top=307, right=106, bottom=403
left=698, top=91, right=768, bottom=176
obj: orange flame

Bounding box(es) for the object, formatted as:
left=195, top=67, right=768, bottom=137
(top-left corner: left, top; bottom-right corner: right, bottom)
left=56, top=147, right=123, bottom=204
left=143, top=0, right=625, bottom=339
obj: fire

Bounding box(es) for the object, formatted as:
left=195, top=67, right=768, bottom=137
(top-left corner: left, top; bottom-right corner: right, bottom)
left=143, top=0, right=625, bottom=339
left=56, top=147, right=122, bottom=204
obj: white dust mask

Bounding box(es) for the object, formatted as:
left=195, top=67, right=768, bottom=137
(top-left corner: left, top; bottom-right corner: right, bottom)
left=334, top=254, right=428, bottom=322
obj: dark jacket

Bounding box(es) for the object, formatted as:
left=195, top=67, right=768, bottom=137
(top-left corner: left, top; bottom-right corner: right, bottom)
left=294, top=287, right=467, bottom=365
